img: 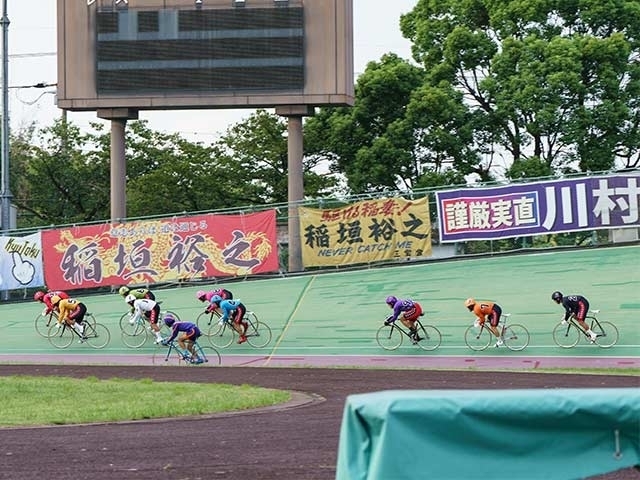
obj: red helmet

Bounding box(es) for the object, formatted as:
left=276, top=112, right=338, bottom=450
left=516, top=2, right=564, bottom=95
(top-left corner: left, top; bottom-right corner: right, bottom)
left=34, top=291, right=45, bottom=302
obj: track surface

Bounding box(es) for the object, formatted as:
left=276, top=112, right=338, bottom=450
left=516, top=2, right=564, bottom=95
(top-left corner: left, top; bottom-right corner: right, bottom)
left=0, top=365, right=638, bottom=480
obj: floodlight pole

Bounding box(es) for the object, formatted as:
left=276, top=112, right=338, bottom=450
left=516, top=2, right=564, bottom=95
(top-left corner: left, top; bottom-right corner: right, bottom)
left=0, top=0, right=11, bottom=235
left=276, top=105, right=315, bottom=273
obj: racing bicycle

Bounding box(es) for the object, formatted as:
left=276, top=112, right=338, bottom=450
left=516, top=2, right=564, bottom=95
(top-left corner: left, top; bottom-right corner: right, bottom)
left=206, top=311, right=272, bottom=348
left=464, top=313, right=530, bottom=351
left=152, top=338, right=221, bottom=366
left=35, top=309, right=95, bottom=338
left=119, top=304, right=180, bottom=348
left=375, top=315, right=442, bottom=351
left=552, top=310, right=619, bottom=349
left=47, top=314, right=111, bottom=349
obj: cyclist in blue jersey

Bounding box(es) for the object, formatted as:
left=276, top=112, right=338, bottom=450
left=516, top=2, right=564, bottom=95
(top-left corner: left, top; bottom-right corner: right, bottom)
left=209, top=295, right=248, bottom=344
left=161, top=314, right=204, bottom=363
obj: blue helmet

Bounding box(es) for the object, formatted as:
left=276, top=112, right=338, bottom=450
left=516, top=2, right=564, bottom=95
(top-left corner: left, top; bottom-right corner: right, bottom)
left=163, top=313, right=176, bottom=327
left=210, top=295, right=223, bottom=305
left=386, top=295, right=397, bottom=306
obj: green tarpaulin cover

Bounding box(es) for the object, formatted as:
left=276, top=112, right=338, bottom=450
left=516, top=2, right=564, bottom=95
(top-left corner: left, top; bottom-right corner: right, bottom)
left=337, top=388, right=640, bottom=480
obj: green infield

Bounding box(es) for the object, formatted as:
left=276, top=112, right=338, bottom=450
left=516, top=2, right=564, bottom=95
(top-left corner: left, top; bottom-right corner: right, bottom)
left=0, top=376, right=291, bottom=427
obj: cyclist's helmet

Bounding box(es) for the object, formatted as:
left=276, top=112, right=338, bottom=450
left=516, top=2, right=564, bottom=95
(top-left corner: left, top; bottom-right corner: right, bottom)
left=385, top=295, right=398, bottom=306
left=210, top=294, right=223, bottom=305
left=551, top=291, right=563, bottom=303
left=33, top=291, right=45, bottom=302
left=163, top=313, right=176, bottom=327
left=125, top=294, right=137, bottom=304
left=118, top=286, right=130, bottom=296
left=196, top=290, right=206, bottom=301
left=50, top=295, right=61, bottom=306
left=464, top=298, right=476, bottom=309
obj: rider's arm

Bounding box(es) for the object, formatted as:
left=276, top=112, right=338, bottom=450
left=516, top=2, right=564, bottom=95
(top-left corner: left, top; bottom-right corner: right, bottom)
left=387, top=304, right=402, bottom=323
left=562, top=301, right=572, bottom=321
left=130, top=302, right=142, bottom=323
left=165, top=325, right=179, bottom=343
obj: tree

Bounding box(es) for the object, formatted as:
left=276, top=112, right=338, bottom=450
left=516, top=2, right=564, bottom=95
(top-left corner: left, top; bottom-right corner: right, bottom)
left=10, top=120, right=111, bottom=227
left=219, top=109, right=336, bottom=203
left=304, top=54, right=429, bottom=193
left=400, top=0, right=640, bottom=177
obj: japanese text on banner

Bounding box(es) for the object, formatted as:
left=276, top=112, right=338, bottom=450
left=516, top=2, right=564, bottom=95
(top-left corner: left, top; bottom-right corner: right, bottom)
left=299, top=198, right=432, bottom=267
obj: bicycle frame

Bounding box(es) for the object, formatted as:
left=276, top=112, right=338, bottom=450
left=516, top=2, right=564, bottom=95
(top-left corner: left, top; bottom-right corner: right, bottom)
left=464, top=314, right=529, bottom=351
left=375, top=317, right=442, bottom=351
left=553, top=311, right=618, bottom=349
left=155, top=339, right=221, bottom=366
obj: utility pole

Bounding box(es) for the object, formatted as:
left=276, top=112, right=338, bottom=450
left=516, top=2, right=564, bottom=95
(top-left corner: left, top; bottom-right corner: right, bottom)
left=0, top=0, right=11, bottom=234
left=0, top=0, right=11, bottom=301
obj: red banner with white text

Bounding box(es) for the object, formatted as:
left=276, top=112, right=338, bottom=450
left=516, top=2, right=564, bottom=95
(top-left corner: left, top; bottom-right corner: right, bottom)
left=42, top=211, right=278, bottom=290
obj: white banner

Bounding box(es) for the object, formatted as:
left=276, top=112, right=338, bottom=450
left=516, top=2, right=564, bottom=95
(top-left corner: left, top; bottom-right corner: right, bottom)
left=0, top=233, right=44, bottom=290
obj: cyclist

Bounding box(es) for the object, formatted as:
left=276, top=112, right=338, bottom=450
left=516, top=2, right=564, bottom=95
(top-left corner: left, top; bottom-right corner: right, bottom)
left=50, top=295, right=86, bottom=337
left=384, top=295, right=423, bottom=343
left=125, top=294, right=164, bottom=344
left=34, top=290, right=69, bottom=316
left=196, top=288, right=233, bottom=313
left=119, top=286, right=155, bottom=313
left=551, top=291, right=597, bottom=342
left=464, top=298, right=503, bottom=346
left=161, top=314, right=203, bottom=364
left=209, top=295, right=248, bottom=344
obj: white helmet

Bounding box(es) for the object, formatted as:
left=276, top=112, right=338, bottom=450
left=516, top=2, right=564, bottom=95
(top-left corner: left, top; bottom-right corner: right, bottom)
left=125, top=294, right=137, bottom=303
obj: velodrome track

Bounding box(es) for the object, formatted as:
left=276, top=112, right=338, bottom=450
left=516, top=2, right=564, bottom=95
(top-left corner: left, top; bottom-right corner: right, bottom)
left=1, top=245, right=638, bottom=369
left=1, top=246, right=639, bottom=480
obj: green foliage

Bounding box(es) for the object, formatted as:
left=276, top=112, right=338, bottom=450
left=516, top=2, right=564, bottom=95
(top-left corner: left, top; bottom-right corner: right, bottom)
left=10, top=120, right=111, bottom=227
left=400, top=0, right=640, bottom=179
left=0, top=376, right=290, bottom=427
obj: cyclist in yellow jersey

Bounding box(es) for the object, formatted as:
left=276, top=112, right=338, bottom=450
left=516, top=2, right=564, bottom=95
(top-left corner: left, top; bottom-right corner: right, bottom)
left=50, top=295, right=86, bottom=337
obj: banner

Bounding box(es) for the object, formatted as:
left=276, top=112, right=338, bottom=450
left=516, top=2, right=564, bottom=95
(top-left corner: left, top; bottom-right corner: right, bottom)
left=436, top=173, right=640, bottom=243
left=299, top=198, right=432, bottom=267
left=0, top=233, right=44, bottom=290
left=42, top=211, right=278, bottom=290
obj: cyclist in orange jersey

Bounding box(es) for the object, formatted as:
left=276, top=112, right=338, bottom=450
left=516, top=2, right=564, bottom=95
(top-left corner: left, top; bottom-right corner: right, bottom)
left=464, top=298, right=503, bottom=346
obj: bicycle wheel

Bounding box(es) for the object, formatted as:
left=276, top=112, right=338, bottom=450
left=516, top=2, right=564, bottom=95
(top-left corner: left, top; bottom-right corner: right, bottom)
left=246, top=319, right=272, bottom=348
left=414, top=323, right=442, bottom=351
left=35, top=312, right=57, bottom=338
left=83, top=313, right=97, bottom=329
left=48, top=324, right=74, bottom=349
left=207, top=322, right=235, bottom=348
left=196, top=311, right=220, bottom=336
left=552, top=322, right=580, bottom=348
left=152, top=345, right=181, bottom=366
left=119, top=312, right=137, bottom=334
left=375, top=324, right=402, bottom=350
left=84, top=323, right=111, bottom=349
left=121, top=322, right=149, bottom=348
left=195, top=345, right=221, bottom=366
left=593, top=321, right=619, bottom=348
left=464, top=325, right=491, bottom=351
left=503, top=324, right=529, bottom=351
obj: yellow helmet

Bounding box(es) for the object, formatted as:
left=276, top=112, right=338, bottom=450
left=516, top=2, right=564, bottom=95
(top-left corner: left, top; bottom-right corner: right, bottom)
left=118, top=286, right=130, bottom=296
left=50, top=295, right=61, bottom=306
left=464, top=298, right=475, bottom=308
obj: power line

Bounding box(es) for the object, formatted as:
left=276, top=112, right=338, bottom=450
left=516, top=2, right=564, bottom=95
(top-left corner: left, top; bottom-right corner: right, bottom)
left=8, top=51, right=55, bottom=58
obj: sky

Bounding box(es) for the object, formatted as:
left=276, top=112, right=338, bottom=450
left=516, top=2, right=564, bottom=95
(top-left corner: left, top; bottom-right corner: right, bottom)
left=6, top=0, right=418, bottom=143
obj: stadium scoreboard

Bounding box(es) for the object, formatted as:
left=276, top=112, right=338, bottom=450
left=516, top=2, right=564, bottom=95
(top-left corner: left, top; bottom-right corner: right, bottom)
left=57, top=0, right=354, bottom=111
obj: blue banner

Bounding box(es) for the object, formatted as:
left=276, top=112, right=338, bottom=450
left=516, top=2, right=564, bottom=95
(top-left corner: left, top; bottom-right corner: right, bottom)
left=436, top=174, right=640, bottom=242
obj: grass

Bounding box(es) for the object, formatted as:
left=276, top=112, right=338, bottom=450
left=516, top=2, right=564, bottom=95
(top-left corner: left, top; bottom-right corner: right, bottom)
left=0, top=376, right=291, bottom=427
